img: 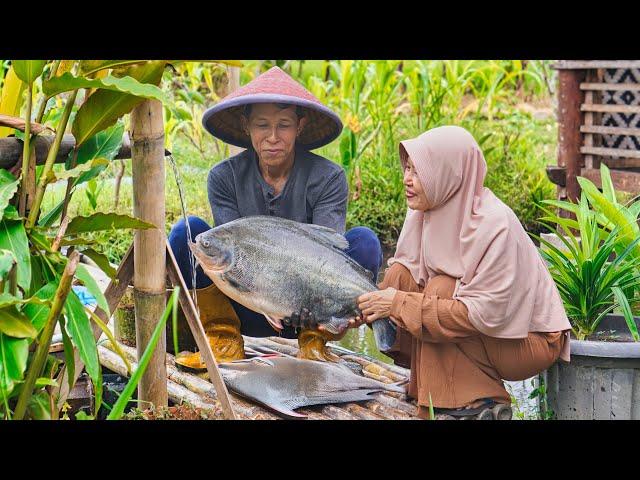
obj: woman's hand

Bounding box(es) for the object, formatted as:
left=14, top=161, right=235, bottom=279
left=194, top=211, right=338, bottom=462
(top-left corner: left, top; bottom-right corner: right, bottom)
left=357, top=287, right=398, bottom=323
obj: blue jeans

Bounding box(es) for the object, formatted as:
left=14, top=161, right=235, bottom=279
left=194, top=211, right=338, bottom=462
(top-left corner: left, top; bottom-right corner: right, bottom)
left=168, top=216, right=383, bottom=338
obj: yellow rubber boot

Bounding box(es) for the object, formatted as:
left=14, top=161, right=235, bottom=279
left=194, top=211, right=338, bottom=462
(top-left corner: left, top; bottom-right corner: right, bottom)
left=297, top=328, right=344, bottom=362
left=175, top=283, right=244, bottom=369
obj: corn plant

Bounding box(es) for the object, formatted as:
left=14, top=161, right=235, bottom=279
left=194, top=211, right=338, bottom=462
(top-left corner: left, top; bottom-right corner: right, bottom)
left=533, top=194, right=640, bottom=341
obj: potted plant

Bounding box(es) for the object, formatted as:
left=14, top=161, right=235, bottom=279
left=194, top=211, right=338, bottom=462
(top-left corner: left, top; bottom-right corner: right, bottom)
left=533, top=166, right=640, bottom=420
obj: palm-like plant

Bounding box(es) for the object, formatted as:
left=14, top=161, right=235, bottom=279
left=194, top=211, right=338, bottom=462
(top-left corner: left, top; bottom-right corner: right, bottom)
left=533, top=194, right=640, bottom=341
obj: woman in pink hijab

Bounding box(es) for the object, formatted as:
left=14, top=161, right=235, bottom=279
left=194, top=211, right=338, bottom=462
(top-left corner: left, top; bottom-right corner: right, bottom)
left=357, top=126, right=572, bottom=420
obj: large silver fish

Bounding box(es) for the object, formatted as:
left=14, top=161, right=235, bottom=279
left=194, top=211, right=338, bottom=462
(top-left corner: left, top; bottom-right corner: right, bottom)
left=191, top=215, right=397, bottom=352
left=219, top=355, right=405, bottom=418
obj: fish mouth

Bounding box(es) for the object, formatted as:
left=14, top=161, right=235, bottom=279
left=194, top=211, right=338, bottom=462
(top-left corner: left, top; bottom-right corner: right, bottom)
left=189, top=241, right=228, bottom=273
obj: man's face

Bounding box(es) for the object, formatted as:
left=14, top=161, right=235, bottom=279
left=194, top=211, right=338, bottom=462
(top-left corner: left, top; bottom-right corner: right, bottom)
left=243, top=103, right=307, bottom=168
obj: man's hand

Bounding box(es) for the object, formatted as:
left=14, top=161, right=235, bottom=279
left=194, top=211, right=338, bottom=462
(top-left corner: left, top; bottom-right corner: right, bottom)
left=283, top=307, right=317, bottom=329
left=357, top=287, right=397, bottom=323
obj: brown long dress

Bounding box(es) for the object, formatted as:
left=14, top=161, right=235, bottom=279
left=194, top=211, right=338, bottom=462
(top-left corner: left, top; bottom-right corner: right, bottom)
left=379, top=262, right=566, bottom=419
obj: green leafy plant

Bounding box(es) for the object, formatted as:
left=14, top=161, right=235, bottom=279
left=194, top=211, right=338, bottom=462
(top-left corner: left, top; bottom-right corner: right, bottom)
left=533, top=194, right=640, bottom=341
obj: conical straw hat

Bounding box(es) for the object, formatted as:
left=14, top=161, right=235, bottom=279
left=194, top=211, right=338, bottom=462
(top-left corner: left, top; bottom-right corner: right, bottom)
left=202, top=66, right=343, bottom=150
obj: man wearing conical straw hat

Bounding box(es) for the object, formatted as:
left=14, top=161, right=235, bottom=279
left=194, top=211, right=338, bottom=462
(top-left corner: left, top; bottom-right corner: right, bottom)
left=169, top=66, right=382, bottom=366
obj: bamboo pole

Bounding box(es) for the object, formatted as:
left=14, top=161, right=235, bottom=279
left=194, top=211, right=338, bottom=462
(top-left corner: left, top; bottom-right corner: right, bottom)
left=130, top=99, right=168, bottom=408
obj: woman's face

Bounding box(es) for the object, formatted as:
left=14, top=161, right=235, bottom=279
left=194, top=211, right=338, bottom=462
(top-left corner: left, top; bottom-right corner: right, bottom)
left=243, top=103, right=307, bottom=168
left=403, top=155, right=430, bottom=211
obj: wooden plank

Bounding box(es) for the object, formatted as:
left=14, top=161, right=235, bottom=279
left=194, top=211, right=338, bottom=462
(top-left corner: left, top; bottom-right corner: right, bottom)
left=580, top=146, right=640, bottom=159
left=580, top=125, right=640, bottom=136
left=584, top=80, right=595, bottom=169
left=581, top=104, right=640, bottom=114
left=581, top=168, right=640, bottom=193
left=601, top=158, right=640, bottom=168
left=166, top=241, right=237, bottom=419
left=593, top=367, right=613, bottom=419
left=557, top=69, right=586, bottom=202
left=580, top=83, right=640, bottom=92
left=553, top=61, right=640, bottom=70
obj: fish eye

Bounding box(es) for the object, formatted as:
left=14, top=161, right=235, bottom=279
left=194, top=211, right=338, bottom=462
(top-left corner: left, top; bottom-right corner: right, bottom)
left=202, top=239, right=210, bottom=248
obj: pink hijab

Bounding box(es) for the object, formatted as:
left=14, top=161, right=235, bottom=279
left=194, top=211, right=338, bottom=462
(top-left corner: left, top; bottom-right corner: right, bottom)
left=390, top=126, right=571, bottom=360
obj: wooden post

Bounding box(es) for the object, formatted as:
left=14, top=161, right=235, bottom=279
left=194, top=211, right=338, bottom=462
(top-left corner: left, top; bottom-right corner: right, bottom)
left=557, top=68, right=586, bottom=204
left=131, top=99, right=168, bottom=408
left=227, top=66, right=244, bottom=157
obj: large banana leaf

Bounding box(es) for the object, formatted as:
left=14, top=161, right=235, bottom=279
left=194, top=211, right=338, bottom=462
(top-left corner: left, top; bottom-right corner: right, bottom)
left=11, top=61, right=46, bottom=85
left=72, top=61, right=166, bottom=147
left=43, top=72, right=167, bottom=102
left=0, top=67, right=26, bottom=138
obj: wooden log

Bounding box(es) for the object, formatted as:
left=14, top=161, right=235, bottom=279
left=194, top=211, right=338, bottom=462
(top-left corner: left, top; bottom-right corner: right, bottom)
left=580, top=146, right=640, bottom=159
left=343, top=403, right=386, bottom=420
left=106, top=340, right=275, bottom=420
left=557, top=68, right=586, bottom=203
left=580, top=82, right=640, bottom=92
left=580, top=125, right=640, bottom=136
left=553, top=61, right=640, bottom=70
left=361, top=400, right=413, bottom=420
left=98, top=345, right=223, bottom=416
left=580, top=168, right=640, bottom=193
left=340, top=354, right=407, bottom=383
left=319, top=405, right=358, bottom=420
left=0, top=133, right=137, bottom=169
left=131, top=99, right=168, bottom=408
left=581, top=104, right=640, bottom=114
left=244, top=336, right=300, bottom=357
left=338, top=352, right=410, bottom=378
left=372, top=393, right=418, bottom=416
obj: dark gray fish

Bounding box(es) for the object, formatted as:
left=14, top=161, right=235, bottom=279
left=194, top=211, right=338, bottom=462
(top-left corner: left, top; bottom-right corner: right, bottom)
left=219, top=356, right=405, bottom=418
left=191, top=215, right=397, bottom=352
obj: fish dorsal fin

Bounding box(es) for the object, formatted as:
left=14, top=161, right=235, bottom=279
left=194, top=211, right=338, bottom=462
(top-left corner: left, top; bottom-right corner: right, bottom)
left=297, top=223, right=349, bottom=251
left=343, top=255, right=375, bottom=283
